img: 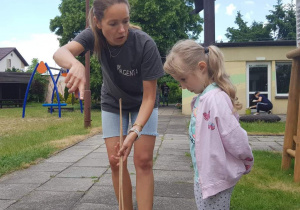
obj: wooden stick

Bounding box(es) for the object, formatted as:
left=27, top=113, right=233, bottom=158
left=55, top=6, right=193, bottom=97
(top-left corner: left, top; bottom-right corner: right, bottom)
left=119, top=98, right=124, bottom=210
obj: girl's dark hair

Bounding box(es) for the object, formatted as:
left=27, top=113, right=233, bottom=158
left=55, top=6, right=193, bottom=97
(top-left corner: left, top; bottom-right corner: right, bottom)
left=88, top=0, right=141, bottom=57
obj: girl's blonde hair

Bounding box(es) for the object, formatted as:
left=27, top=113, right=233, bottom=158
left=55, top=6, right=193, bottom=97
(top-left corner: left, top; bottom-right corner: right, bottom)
left=164, top=39, right=242, bottom=111
left=88, top=0, right=141, bottom=57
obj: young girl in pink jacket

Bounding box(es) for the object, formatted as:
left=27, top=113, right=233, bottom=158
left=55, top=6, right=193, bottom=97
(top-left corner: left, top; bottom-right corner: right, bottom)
left=164, top=39, right=254, bottom=210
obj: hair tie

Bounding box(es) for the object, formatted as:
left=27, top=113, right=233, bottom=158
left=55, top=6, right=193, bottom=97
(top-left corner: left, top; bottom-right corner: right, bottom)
left=204, top=47, right=209, bottom=54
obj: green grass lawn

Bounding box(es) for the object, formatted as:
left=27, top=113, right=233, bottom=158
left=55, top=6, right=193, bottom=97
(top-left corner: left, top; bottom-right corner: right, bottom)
left=0, top=103, right=101, bottom=177
left=231, top=151, right=300, bottom=210
left=240, top=121, right=286, bottom=135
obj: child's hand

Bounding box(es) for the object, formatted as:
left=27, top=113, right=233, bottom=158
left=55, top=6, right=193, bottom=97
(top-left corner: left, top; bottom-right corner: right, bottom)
left=252, top=100, right=258, bottom=103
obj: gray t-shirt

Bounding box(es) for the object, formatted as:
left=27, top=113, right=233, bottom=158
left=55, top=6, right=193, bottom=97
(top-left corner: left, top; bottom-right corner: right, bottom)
left=73, top=28, right=164, bottom=113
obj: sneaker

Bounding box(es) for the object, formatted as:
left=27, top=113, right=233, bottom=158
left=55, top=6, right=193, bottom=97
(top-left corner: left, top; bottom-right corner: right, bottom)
left=267, top=110, right=271, bottom=114
left=254, top=112, right=259, bottom=115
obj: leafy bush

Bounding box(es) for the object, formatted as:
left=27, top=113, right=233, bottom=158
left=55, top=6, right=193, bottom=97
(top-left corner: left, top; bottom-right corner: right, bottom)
left=52, top=92, right=65, bottom=103
left=167, top=82, right=182, bottom=103
left=66, top=93, right=80, bottom=105
left=158, top=75, right=182, bottom=104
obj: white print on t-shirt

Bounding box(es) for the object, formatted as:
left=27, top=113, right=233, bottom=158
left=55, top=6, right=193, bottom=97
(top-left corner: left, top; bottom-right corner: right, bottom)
left=117, top=65, right=138, bottom=77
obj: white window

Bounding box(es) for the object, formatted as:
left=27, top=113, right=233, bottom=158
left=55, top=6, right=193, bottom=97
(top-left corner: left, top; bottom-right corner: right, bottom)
left=275, top=62, right=292, bottom=96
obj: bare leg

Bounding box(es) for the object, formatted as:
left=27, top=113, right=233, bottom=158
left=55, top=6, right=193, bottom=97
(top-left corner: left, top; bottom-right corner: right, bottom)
left=134, top=135, right=156, bottom=210
left=105, top=136, right=133, bottom=210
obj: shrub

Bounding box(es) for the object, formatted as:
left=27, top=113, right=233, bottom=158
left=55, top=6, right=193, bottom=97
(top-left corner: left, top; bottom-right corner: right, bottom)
left=53, top=92, right=65, bottom=103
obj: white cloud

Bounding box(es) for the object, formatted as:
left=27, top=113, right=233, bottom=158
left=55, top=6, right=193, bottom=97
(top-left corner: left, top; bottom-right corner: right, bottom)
left=245, top=11, right=254, bottom=22
left=216, top=35, right=224, bottom=42
left=245, top=1, right=255, bottom=5
left=215, top=4, right=220, bottom=13
left=0, top=33, right=60, bottom=69
left=282, top=0, right=296, bottom=4
left=226, top=4, right=236, bottom=16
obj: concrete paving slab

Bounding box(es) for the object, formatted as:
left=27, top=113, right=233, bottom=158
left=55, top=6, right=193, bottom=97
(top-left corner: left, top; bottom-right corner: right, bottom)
left=159, top=143, right=189, bottom=150
left=69, top=145, right=100, bottom=150
left=36, top=177, right=94, bottom=192
left=27, top=162, right=71, bottom=172
left=6, top=191, right=83, bottom=210
left=94, top=173, right=113, bottom=186
left=157, top=147, right=189, bottom=156
left=251, top=146, right=274, bottom=151
left=93, top=147, right=108, bottom=153
left=250, top=141, right=282, bottom=147
left=153, top=160, right=193, bottom=171
left=163, top=134, right=189, bottom=140
left=73, top=203, right=118, bottom=210
left=0, top=200, right=16, bottom=210
left=256, top=136, right=284, bottom=142
left=44, top=155, right=84, bottom=163
left=58, top=149, right=94, bottom=157
left=56, top=166, right=108, bottom=178
left=0, top=183, right=40, bottom=200
left=154, top=170, right=193, bottom=183
left=76, top=138, right=103, bottom=146
left=0, top=171, right=56, bottom=184
left=154, top=181, right=194, bottom=199
left=84, top=152, right=109, bottom=159
left=73, top=158, right=109, bottom=167
left=153, top=196, right=197, bottom=210
left=155, top=154, right=190, bottom=162
left=80, top=185, right=119, bottom=205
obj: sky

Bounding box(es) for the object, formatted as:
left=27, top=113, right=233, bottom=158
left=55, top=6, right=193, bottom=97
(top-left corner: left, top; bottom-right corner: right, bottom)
left=0, top=0, right=296, bottom=70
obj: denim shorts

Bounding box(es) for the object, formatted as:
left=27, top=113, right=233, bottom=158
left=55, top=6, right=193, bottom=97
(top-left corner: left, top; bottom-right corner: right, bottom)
left=101, top=108, right=158, bottom=139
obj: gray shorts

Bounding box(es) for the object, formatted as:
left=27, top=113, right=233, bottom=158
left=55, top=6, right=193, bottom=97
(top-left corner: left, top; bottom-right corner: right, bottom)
left=101, top=108, right=158, bottom=139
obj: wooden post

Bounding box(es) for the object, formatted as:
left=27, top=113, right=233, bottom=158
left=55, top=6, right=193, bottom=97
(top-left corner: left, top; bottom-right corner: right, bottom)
left=119, top=99, right=124, bottom=210
left=84, top=0, right=91, bottom=128
left=294, top=95, right=300, bottom=182
left=203, top=0, right=215, bottom=46
left=281, top=48, right=300, bottom=182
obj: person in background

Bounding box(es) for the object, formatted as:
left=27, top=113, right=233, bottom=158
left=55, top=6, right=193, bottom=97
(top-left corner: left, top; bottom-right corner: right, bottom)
left=250, top=91, right=273, bottom=115
left=53, top=0, right=164, bottom=209
left=160, top=82, right=170, bottom=106
left=163, top=39, right=254, bottom=210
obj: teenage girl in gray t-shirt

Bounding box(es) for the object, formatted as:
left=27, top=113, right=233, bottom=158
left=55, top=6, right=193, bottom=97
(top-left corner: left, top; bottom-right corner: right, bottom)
left=53, top=0, right=164, bottom=209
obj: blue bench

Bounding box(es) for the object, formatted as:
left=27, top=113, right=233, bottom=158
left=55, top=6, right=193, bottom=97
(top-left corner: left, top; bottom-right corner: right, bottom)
left=42, top=103, right=67, bottom=107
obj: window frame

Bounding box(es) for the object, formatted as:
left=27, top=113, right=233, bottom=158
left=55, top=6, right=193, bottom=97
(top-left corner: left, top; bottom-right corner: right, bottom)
left=275, top=61, right=292, bottom=97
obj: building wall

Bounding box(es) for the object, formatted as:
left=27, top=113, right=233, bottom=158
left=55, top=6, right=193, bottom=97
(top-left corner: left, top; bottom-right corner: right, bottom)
left=0, top=51, right=25, bottom=72
left=182, top=45, right=296, bottom=115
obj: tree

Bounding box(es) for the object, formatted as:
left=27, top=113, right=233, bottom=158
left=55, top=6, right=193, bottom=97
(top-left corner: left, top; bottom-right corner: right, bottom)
left=129, top=0, right=203, bottom=56
left=225, top=11, right=272, bottom=42
left=50, top=0, right=87, bottom=46
left=225, top=0, right=296, bottom=42
left=266, top=0, right=296, bottom=40
left=26, top=58, right=49, bottom=102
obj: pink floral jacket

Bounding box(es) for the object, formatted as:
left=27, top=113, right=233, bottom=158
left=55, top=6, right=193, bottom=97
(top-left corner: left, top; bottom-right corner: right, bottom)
left=191, top=88, right=254, bottom=199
